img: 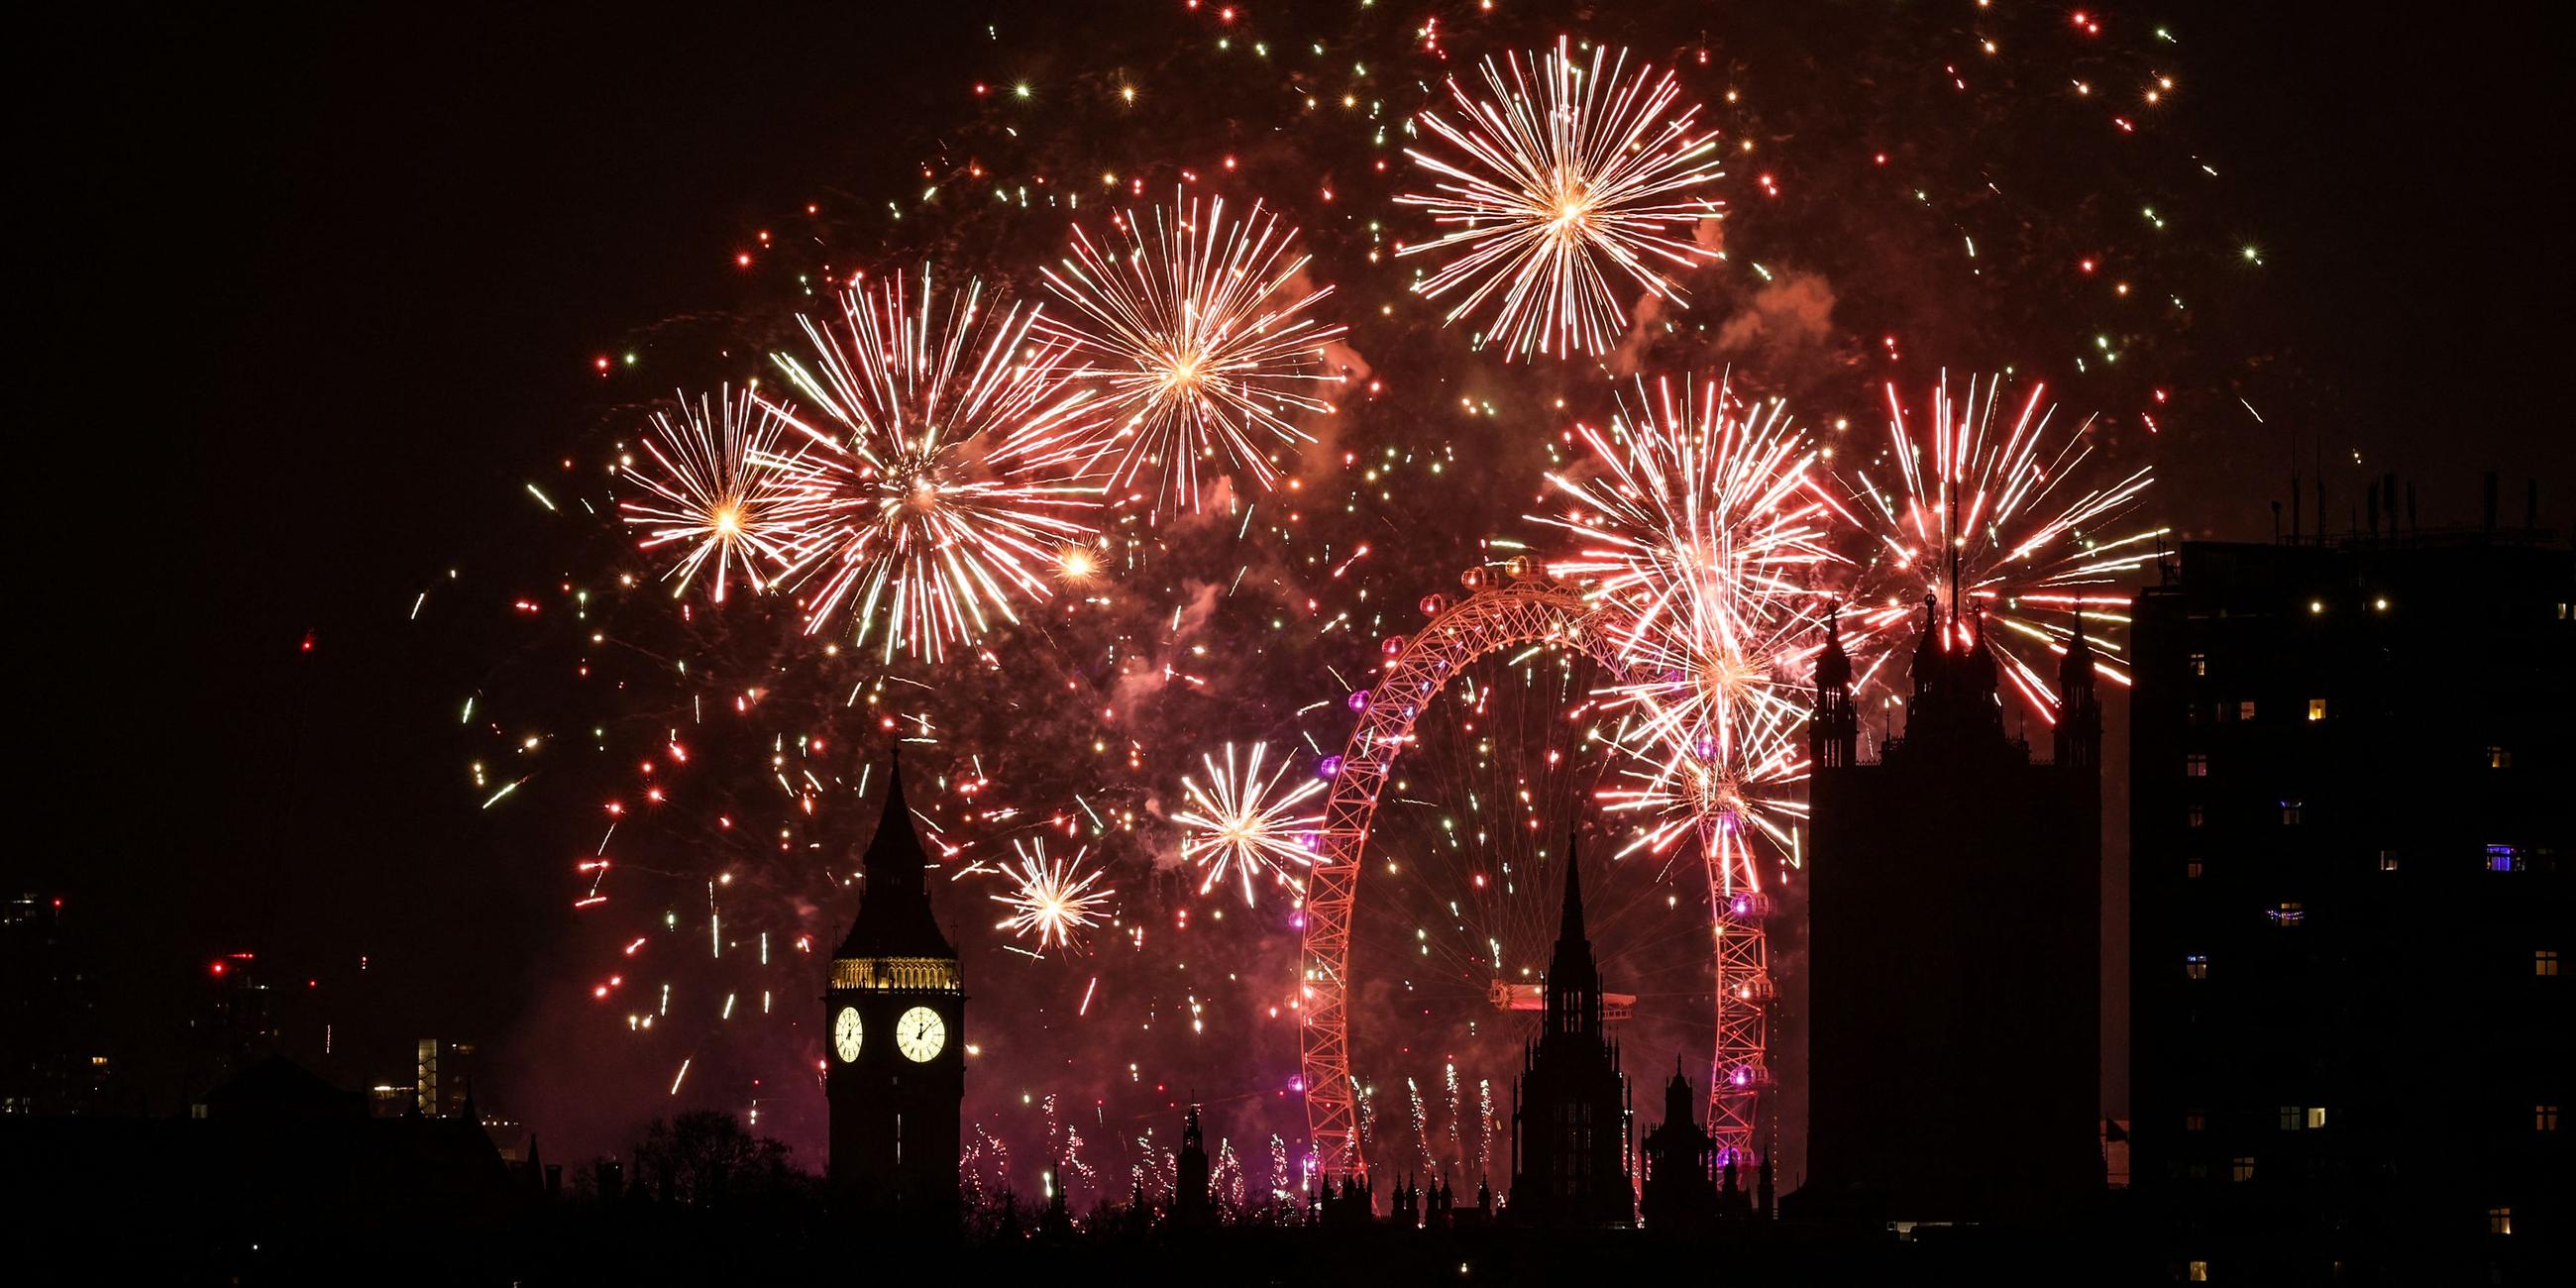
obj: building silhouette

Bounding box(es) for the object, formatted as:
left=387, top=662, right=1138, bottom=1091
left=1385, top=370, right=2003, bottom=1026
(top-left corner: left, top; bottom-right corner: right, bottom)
left=2129, top=521, right=2571, bottom=1275
left=1801, top=597, right=2103, bottom=1222
left=2, top=893, right=114, bottom=1117
left=825, top=753, right=965, bottom=1223
left=415, top=1037, right=479, bottom=1119
left=1508, top=840, right=1634, bottom=1226
left=1173, top=1101, right=1213, bottom=1228
left=1638, top=1065, right=1720, bottom=1232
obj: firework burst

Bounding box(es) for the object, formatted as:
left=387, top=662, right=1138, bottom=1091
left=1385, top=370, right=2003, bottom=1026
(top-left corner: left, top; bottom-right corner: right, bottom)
left=991, top=838, right=1115, bottom=953
left=1043, top=194, right=1347, bottom=514
left=1532, top=376, right=1841, bottom=886
left=1174, top=742, right=1325, bottom=907
left=1534, top=374, right=1844, bottom=711
left=616, top=386, right=805, bottom=602
left=1841, top=374, right=2157, bottom=717
left=1398, top=37, right=1726, bottom=360
left=764, top=265, right=1104, bottom=662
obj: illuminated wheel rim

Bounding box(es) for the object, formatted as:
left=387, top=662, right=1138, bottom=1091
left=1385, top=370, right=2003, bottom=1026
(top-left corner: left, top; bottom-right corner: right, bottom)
left=1297, top=571, right=1771, bottom=1177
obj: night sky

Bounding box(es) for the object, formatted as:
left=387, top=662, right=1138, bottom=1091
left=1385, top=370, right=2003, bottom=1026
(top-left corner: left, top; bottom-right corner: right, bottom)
left=25, top=2, right=2570, bottom=1167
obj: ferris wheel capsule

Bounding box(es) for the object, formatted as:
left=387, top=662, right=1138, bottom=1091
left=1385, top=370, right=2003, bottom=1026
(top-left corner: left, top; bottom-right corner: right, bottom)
left=1418, top=593, right=1449, bottom=618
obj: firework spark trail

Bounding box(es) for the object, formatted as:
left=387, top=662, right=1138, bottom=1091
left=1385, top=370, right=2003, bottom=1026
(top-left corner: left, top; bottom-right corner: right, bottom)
left=763, top=265, right=1104, bottom=662
left=1214, top=1139, right=1245, bottom=1213
left=1174, top=741, right=1327, bottom=907
left=1843, top=373, right=2158, bottom=718
left=1406, top=1075, right=1430, bottom=1172
left=618, top=386, right=805, bottom=602
left=1269, top=1133, right=1292, bottom=1206
left=1444, top=1061, right=1461, bottom=1161
left=1478, top=1079, right=1494, bottom=1179
left=1398, top=37, right=1726, bottom=359
left=990, top=837, right=1115, bottom=952
left=1043, top=193, right=1348, bottom=514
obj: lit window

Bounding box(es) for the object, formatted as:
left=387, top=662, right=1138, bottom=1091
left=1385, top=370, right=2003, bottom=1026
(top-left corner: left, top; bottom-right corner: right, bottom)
left=2538, top=950, right=2560, bottom=978
left=2307, top=1107, right=2327, bottom=1129
left=2185, top=955, right=2209, bottom=981
left=2378, top=850, right=2400, bottom=873
left=2231, top=1156, right=2255, bottom=1183
left=2270, top=902, right=2305, bottom=926
left=2488, top=745, right=2513, bottom=769
left=2188, top=1261, right=2208, bottom=1283
left=2186, top=754, right=2208, bottom=778
left=2185, top=1109, right=2205, bottom=1132
left=2538, top=1105, right=2560, bottom=1132
left=2187, top=805, right=2205, bottom=829
left=2188, top=652, right=2207, bottom=677
left=2308, top=698, right=2327, bottom=721
left=2489, top=845, right=2523, bottom=874
left=2489, top=1207, right=2512, bottom=1235
left=2186, top=860, right=2204, bottom=881
left=2280, top=802, right=2304, bottom=825
left=2278, top=1106, right=2304, bottom=1130
left=2237, top=699, right=2258, bottom=721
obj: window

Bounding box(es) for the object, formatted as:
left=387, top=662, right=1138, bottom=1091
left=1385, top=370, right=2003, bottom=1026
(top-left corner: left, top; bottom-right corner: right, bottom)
left=2308, top=698, right=2328, bottom=721
left=2186, top=860, right=2204, bottom=881
left=2238, top=699, right=2258, bottom=721
left=2188, top=652, right=2207, bottom=677
left=2538, top=1105, right=2561, bottom=1132
left=2185, top=955, right=2209, bottom=981
left=2307, top=1107, right=2328, bottom=1129
left=2489, top=845, right=2523, bottom=874
left=2270, top=902, right=2305, bottom=927
left=2538, top=950, right=2560, bottom=978
left=2378, top=850, right=2400, bottom=873
left=2185, top=1109, right=2205, bottom=1132
left=2280, top=802, right=2304, bottom=825
left=2186, top=754, right=2208, bottom=778
left=2278, top=1106, right=2304, bottom=1130
left=2188, top=1262, right=2208, bottom=1283
left=2187, top=805, right=2205, bottom=829
left=2488, top=745, right=2513, bottom=769
left=2231, top=1156, right=2256, bottom=1183
left=2490, top=1207, right=2513, bottom=1235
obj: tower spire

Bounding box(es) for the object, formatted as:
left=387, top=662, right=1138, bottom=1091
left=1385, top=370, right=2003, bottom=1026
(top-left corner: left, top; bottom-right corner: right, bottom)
left=1557, top=827, right=1587, bottom=946
left=838, top=753, right=952, bottom=959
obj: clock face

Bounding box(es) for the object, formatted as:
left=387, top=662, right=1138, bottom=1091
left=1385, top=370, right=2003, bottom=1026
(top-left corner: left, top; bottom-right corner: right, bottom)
left=895, top=1006, right=946, bottom=1062
left=832, top=1006, right=863, bottom=1063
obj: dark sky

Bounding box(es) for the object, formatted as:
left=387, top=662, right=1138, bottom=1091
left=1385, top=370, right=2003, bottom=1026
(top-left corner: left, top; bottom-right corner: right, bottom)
left=24, top=3, right=2570, bottom=1121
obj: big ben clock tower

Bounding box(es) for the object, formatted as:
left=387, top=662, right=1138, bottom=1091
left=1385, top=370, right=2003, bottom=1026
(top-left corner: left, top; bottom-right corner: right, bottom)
left=825, top=754, right=963, bottom=1222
